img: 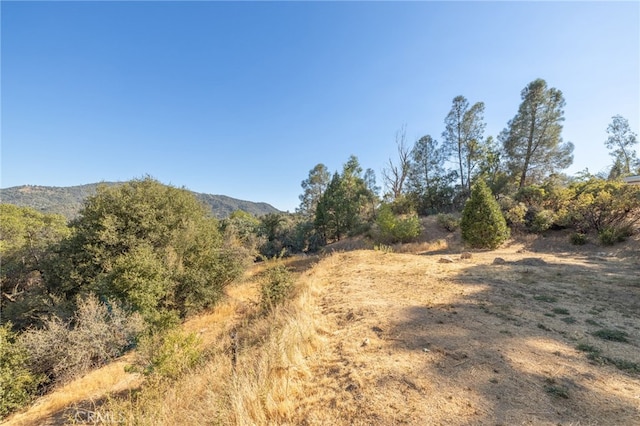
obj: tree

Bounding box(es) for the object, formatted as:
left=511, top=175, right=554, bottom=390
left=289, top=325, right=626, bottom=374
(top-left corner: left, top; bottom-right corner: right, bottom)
left=442, top=96, right=487, bottom=194
left=0, top=205, right=70, bottom=329
left=314, top=156, right=374, bottom=242
left=460, top=179, right=510, bottom=249
left=477, top=136, right=510, bottom=196
left=46, top=178, right=246, bottom=325
left=382, top=126, right=411, bottom=200
left=500, top=79, right=574, bottom=188
left=406, top=135, right=456, bottom=214
left=605, top=115, right=639, bottom=176
left=363, top=167, right=381, bottom=215
left=298, top=164, right=330, bottom=217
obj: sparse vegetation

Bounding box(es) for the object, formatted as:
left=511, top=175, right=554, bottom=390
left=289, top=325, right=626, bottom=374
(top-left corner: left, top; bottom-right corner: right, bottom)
left=436, top=213, right=460, bottom=232
left=135, top=328, right=202, bottom=380
left=570, top=232, right=588, bottom=245
left=260, top=263, right=294, bottom=311
left=20, top=295, right=144, bottom=386
left=598, top=225, right=632, bottom=246
left=576, top=343, right=640, bottom=373
left=534, top=294, right=558, bottom=303
left=544, top=382, right=569, bottom=399
left=592, top=328, right=630, bottom=343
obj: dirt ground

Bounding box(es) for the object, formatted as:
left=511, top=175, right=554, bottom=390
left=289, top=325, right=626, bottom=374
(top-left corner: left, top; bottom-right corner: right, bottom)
left=290, top=227, right=640, bottom=425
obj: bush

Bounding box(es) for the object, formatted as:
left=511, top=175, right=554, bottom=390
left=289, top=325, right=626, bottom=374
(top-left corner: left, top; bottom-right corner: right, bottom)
left=529, top=209, right=555, bottom=234
left=460, top=180, right=510, bottom=249
left=20, top=295, right=144, bottom=385
left=514, top=185, right=546, bottom=206
left=375, top=204, right=422, bottom=244
left=45, top=178, right=247, bottom=326
left=504, top=202, right=527, bottom=229
left=568, top=178, right=640, bottom=233
left=260, top=263, right=294, bottom=311
left=437, top=213, right=460, bottom=232
left=135, top=328, right=202, bottom=380
left=570, top=232, right=588, bottom=245
left=598, top=226, right=632, bottom=246
left=0, top=323, right=43, bottom=419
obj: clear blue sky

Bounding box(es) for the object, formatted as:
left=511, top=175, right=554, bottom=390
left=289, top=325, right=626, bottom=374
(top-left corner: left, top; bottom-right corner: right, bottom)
left=2, top=1, right=638, bottom=212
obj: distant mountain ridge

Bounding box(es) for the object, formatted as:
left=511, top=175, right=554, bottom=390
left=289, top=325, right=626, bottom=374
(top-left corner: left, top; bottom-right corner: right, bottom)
left=0, top=182, right=281, bottom=220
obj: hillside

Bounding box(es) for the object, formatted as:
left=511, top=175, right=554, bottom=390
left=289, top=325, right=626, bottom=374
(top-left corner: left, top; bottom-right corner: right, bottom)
left=0, top=183, right=281, bottom=219
left=4, top=225, right=640, bottom=425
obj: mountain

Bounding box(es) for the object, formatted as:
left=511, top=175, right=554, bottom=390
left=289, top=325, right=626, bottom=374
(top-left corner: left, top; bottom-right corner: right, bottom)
left=0, top=182, right=281, bottom=220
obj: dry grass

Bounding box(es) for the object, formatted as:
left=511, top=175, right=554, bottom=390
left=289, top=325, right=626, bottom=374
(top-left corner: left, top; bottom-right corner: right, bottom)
left=4, top=222, right=640, bottom=425
left=2, top=353, right=141, bottom=426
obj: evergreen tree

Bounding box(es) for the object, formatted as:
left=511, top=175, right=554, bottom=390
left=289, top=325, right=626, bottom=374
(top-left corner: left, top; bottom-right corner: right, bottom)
left=460, top=180, right=510, bottom=249
left=406, top=135, right=456, bottom=214
left=500, top=79, right=574, bottom=188
left=313, top=156, right=374, bottom=242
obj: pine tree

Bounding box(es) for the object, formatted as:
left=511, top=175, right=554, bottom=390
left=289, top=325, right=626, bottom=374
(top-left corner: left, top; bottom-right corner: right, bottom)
left=500, top=79, right=573, bottom=188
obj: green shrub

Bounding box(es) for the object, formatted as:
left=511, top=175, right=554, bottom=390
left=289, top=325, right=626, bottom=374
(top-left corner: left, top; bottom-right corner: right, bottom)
left=570, top=232, right=588, bottom=245
left=504, top=202, right=527, bottom=229
left=437, top=213, right=460, bottom=232
left=460, top=180, right=510, bottom=249
left=375, top=204, right=422, bottom=244
left=568, top=178, right=640, bottom=233
left=0, top=323, right=43, bottom=419
left=592, top=328, right=629, bottom=343
left=514, top=185, right=546, bottom=206
left=530, top=209, right=555, bottom=233
left=260, top=263, right=294, bottom=311
left=136, top=328, right=202, bottom=380
left=598, top=226, right=632, bottom=246
left=45, top=178, right=247, bottom=325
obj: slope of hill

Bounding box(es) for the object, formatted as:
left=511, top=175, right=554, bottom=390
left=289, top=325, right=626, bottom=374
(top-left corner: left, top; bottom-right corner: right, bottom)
left=5, top=227, right=639, bottom=426
left=0, top=183, right=281, bottom=219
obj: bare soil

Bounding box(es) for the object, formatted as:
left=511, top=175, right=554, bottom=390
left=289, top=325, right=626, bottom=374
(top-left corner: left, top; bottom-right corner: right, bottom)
left=289, top=223, right=640, bottom=425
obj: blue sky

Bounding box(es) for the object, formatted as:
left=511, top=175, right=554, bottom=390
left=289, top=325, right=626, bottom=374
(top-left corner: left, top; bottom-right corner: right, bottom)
left=2, top=1, right=638, bottom=212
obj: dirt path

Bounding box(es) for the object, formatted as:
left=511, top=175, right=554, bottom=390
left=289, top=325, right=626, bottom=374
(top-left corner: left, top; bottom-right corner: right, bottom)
left=293, top=249, right=640, bottom=425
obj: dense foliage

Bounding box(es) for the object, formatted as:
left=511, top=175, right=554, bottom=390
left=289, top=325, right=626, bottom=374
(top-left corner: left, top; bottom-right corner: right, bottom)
left=0, top=323, right=42, bottom=418
left=499, top=79, right=574, bottom=188
left=0, top=204, right=71, bottom=329
left=45, top=178, right=247, bottom=325
left=314, top=156, right=377, bottom=243
left=460, top=180, right=510, bottom=249
left=568, top=177, right=640, bottom=235
left=374, top=204, right=422, bottom=244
